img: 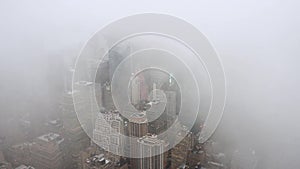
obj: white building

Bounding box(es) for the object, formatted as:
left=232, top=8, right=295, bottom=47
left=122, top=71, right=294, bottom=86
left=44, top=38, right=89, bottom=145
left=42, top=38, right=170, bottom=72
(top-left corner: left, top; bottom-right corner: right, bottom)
left=93, top=112, right=124, bottom=155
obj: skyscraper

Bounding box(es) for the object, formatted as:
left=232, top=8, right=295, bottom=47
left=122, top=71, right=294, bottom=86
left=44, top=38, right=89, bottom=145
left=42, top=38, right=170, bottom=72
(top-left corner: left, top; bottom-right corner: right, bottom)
left=102, top=81, right=115, bottom=111
left=93, top=111, right=124, bottom=155
left=165, top=90, right=177, bottom=118
left=128, top=112, right=148, bottom=169
left=108, top=45, right=131, bottom=80
left=131, top=73, right=149, bottom=106
left=169, top=120, right=194, bottom=168
left=61, top=90, right=90, bottom=168
left=131, top=76, right=142, bottom=105
left=138, top=135, right=166, bottom=169
left=128, top=112, right=148, bottom=138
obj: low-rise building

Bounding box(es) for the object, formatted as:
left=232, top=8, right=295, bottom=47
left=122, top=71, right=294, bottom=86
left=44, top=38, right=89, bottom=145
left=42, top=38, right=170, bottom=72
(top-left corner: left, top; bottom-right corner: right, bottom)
left=30, top=133, right=65, bottom=169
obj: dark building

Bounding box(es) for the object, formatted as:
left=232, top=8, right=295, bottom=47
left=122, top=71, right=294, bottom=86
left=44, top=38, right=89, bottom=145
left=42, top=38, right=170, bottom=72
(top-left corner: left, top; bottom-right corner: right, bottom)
left=128, top=112, right=148, bottom=169
left=138, top=135, right=166, bottom=169
left=30, top=133, right=65, bottom=169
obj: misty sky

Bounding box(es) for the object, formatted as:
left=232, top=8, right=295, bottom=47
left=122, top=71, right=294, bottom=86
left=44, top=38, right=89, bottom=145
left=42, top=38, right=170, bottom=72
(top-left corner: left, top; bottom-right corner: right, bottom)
left=0, top=0, right=300, bottom=168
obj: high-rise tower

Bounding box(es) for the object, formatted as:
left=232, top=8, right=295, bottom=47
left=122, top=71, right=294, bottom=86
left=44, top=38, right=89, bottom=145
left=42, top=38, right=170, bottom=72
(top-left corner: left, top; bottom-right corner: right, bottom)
left=138, top=135, right=166, bottom=169
left=128, top=112, right=148, bottom=169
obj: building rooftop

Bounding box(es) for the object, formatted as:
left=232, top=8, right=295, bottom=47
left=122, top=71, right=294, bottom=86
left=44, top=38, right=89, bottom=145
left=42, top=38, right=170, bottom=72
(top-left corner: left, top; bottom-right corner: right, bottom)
left=15, top=165, right=35, bottom=169
left=37, top=133, right=64, bottom=144
left=129, top=112, right=148, bottom=124
left=138, top=135, right=165, bottom=146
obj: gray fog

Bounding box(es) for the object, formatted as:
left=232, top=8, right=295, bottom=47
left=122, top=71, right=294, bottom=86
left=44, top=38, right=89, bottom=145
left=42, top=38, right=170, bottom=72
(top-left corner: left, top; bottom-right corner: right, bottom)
left=0, top=0, right=300, bottom=168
